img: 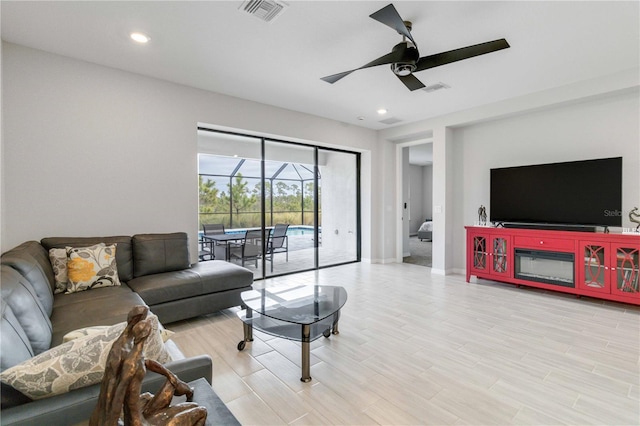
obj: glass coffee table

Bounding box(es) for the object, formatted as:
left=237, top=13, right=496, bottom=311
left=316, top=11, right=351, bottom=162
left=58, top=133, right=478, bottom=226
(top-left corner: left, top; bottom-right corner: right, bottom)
left=236, top=284, right=348, bottom=382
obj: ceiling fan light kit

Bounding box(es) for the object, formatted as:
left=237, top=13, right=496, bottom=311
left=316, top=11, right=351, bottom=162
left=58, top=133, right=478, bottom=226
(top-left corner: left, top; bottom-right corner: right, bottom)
left=321, top=3, right=510, bottom=91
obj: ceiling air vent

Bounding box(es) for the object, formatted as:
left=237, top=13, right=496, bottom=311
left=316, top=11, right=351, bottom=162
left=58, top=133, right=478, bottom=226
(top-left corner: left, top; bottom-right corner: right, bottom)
left=422, top=82, right=451, bottom=93
left=379, top=117, right=403, bottom=125
left=240, top=0, right=288, bottom=23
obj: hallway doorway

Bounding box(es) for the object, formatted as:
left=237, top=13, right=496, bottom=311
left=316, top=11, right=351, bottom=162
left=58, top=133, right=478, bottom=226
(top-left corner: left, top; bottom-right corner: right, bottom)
left=402, top=143, right=433, bottom=268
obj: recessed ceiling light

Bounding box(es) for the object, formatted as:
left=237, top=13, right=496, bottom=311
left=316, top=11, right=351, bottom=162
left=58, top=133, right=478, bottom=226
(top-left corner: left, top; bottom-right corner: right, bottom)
left=377, top=108, right=388, bottom=115
left=357, top=116, right=365, bottom=121
left=130, top=32, right=150, bottom=44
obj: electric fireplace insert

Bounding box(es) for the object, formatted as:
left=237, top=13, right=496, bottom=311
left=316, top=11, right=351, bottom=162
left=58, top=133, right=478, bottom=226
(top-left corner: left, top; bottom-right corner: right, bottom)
left=514, top=249, right=575, bottom=287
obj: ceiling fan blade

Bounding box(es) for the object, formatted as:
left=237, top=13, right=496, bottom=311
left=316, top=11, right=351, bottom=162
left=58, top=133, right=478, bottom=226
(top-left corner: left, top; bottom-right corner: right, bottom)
left=396, top=73, right=426, bottom=91
left=415, top=39, right=510, bottom=72
left=321, top=48, right=406, bottom=84
left=321, top=70, right=355, bottom=84
left=370, top=3, right=416, bottom=47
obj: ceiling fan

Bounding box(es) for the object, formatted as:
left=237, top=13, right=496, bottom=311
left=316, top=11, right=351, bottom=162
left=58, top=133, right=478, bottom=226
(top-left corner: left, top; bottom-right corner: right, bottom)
left=321, top=3, right=510, bottom=91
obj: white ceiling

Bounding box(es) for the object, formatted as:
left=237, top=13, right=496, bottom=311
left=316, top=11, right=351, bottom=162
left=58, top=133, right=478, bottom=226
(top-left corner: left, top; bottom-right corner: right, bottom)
left=2, top=1, right=638, bottom=130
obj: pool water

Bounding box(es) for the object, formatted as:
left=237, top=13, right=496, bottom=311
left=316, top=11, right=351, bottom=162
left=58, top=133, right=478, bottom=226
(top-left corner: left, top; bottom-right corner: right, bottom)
left=201, top=226, right=320, bottom=237
left=286, top=227, right=316, bottom=236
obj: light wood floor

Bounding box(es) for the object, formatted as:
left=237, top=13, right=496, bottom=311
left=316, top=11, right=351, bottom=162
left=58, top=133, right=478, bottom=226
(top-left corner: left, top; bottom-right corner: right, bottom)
left=168, top=262, right=640, bottom=425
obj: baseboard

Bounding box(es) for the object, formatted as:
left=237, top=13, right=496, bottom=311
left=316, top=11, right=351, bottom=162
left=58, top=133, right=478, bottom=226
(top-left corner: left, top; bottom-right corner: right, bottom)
left=361, top=257, right=397, bottom=264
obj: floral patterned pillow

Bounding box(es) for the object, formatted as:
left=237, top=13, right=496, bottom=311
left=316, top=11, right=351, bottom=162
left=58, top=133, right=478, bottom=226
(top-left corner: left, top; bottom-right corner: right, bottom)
left=0, top=313, right=171, bottom=400
left=66, top=244, right=121, bottom=293
left=63, top=324, right=175, bottom=344
left=49, top=248, right=72, bottom=294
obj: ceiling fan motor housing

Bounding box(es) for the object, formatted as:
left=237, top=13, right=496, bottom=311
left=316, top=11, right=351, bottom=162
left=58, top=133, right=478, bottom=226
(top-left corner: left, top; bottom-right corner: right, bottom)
left=391, top=42, right=419, bottom=76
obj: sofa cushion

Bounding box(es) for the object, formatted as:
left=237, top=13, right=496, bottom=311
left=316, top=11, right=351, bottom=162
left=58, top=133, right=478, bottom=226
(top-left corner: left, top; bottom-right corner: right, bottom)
left=0, top=266, right=52, bottom=355
left=132, top=233, right=190, bottom=278
left=50, top=285, right=146, bottom=347
left=127, top=260, right=253, bottom=307
left=41, top=236, right=134, bottom=281
left=0, top=301, right=35, bottom=372
left=191, top=261, right=254, bottom=292
left=66, top=244, right=121, bottom=293
left=127, top=269, right=205, bottom=306
left=0, top=313, right=171, bottom=400
left=0, top=241, right=55, bottom=316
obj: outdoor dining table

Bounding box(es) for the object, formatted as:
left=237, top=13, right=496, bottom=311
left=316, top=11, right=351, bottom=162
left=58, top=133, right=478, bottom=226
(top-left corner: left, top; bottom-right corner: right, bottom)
left=202, top=233, right=245, bottom=261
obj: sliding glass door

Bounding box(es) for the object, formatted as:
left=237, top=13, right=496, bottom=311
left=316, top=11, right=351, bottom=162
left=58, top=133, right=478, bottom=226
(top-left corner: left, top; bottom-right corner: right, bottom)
left=264, top=140, right=316, bottom=275
left=198, top=128, right=359, bottom=279
left=318, top=148, right=359, bottom=267
left=198, top=133, right=265, bottom=278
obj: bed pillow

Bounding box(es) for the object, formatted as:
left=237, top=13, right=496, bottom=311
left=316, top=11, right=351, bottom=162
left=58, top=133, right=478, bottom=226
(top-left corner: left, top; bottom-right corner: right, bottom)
left=0, top=313, right=171, bottom=400
left=66, top=243, right=121, bottom=293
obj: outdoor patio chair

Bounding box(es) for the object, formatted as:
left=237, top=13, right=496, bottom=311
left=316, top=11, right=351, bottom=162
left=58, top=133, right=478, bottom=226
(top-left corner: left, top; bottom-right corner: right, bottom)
left=198, top=241, right=213, bottom=261
left=265, top=223, right=289, bottom=272
left=201, top=223, right=226, bottom=260
left=229, top=229, right=263, bottom=268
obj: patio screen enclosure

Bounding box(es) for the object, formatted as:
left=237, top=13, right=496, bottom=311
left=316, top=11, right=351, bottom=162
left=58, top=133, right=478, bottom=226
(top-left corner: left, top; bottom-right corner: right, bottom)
left=198, top=128, right=360, bottom=277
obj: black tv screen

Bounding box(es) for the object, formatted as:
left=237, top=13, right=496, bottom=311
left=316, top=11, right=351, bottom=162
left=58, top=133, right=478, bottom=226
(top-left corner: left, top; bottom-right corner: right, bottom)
left=490, top=157, right=622, bottom=227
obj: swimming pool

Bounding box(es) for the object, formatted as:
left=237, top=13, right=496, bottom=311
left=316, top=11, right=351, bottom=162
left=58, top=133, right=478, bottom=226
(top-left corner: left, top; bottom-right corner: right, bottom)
left=200, top=225, right=320, bottom=237
left=285, top=226, right=317, bottom=236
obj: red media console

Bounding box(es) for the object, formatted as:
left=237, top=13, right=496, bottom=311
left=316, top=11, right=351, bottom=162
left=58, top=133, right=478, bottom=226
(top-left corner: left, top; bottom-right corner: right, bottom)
left=465, top=226, right=640, bottom=305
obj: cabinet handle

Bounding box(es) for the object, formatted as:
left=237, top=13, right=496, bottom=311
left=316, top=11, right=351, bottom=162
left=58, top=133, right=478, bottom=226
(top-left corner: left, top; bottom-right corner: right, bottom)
left=540, top=241, right=544, bottom=244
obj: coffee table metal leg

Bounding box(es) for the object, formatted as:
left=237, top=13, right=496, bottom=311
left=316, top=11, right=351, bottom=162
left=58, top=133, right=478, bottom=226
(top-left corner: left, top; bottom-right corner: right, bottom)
left=301, top=324, right=311, bottom=382
left=237, top=308, right=254, bottom=351
left=332, top=310, right=340, bottom=335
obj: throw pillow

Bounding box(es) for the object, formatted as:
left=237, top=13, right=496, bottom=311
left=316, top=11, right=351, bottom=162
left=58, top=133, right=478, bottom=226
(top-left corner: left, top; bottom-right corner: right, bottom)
left=0, top=314, right=171, bottom=400
left=48, top=248, right=71, bottom=294
left=66, top=244, right=121, bottom=293
left=63, top=324, right=175, bottom=344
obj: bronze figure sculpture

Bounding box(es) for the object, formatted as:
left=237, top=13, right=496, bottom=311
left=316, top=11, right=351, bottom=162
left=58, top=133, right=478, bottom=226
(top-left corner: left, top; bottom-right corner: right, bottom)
left=89, top=306, right=207, bottom=426
left=630, top=207, right=640, bottom=231
left=478, top=205, right=487, bottom=225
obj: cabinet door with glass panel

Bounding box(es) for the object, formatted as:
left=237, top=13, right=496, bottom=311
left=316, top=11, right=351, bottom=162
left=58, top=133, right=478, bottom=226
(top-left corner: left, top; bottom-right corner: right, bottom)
left=490, top=235, right=511, bottom=278
left=578, top=241, right=611, bottom=294
left=468, top=232, right=511, bottom=279
left=469, top=233, right=489, bottom=276
left=610, top=243, right=640, bottom=299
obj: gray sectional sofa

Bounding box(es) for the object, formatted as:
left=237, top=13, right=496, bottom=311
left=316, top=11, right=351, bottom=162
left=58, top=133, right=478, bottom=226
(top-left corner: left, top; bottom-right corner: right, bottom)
left=0, top=232, right=252, bottom=425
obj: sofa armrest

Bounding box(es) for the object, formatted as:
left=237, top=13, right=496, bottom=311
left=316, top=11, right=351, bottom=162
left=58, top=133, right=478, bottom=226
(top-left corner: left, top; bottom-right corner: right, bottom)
left=142, top=355, right=213, bottom=389
left=0, top=355, right=213, bottom=426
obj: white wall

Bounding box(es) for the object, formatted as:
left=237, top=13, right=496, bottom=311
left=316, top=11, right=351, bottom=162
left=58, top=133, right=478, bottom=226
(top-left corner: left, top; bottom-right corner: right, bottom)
left=451, top=90, right=640, bottom=271
left=402, top=147, right=410, bottom=256
left=422, top=164, right=433, bottom=221
left=382, top=69, right=639, bottom=273
left=0, top=34, right=4, bottom=249
left=1, top=43, right=379, bottom=262
left=408, top=164, right=424, bottom=235
left=0, top=35, right=5, bottom=247
left=408, top=163, right=433, bottom=235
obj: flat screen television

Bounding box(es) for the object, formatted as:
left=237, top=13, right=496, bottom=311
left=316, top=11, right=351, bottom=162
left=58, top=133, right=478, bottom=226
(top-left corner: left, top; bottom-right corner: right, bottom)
left=490, top=157, right=622, bottom=229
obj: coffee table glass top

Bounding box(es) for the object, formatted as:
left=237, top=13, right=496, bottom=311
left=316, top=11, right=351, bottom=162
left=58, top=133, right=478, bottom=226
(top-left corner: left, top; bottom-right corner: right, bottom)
left=237, top=284, right=347, bottom=382
left=240, top=284, right=347, bottom=325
